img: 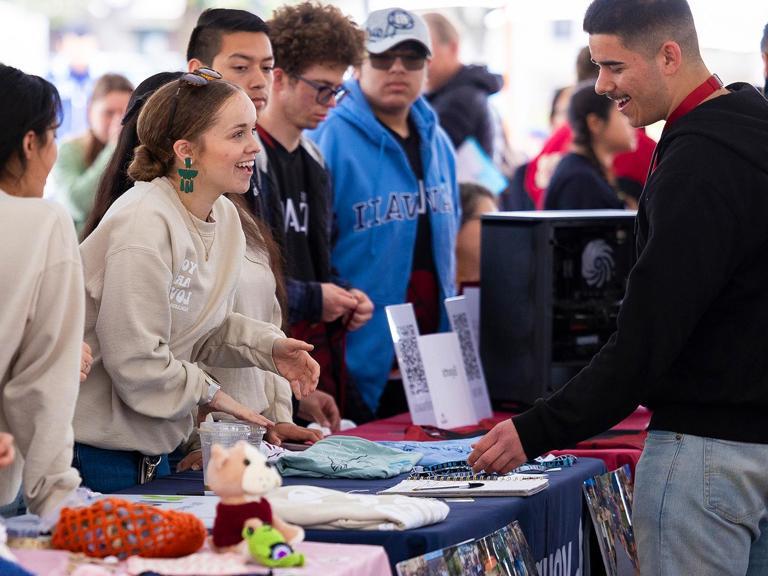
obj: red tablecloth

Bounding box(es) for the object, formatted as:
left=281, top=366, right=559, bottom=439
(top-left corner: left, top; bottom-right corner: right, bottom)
left=338, top=407, right=650, bottom=474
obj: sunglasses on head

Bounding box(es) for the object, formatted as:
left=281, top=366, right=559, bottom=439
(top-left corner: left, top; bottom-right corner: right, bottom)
left=368, top=51, right=427, bottom=71
left=166, top=67, right=223, bottom=137
left=294, top=75, right=348, bottom=106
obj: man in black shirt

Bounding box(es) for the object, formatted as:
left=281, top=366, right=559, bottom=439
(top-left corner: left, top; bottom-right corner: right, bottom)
left=186, top=8, right=345, bottom=438
left=257, top=3, right=374, bottom=419
left=470, top=1, right=768, bottom=573
left=762, top=23, right=768, bottom=96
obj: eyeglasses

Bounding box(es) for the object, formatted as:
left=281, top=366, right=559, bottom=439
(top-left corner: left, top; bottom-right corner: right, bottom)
left=368, top=52, right=427, bottom=71
left=166, top=67, right=223, bottom=138
left=294, top=75, right=348, bottom=106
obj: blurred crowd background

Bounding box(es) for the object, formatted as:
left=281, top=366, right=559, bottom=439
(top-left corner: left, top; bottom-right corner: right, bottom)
left=3, top=0, right=766, bottom=164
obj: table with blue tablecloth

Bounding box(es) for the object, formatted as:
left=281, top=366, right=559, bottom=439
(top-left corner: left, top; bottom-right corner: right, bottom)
left=118, top=457, right=605, bottom=573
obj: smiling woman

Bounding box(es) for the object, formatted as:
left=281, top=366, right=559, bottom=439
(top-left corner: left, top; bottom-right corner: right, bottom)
left=74, top=73, right=320, bottom=493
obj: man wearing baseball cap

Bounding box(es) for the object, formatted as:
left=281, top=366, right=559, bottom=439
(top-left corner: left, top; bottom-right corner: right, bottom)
left=309, top=8, right=459, bottom=418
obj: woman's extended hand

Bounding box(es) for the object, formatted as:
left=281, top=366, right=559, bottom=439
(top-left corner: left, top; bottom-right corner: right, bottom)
left=266, top=422, right=323, bottom=446
left=272, top=338, right=320, bottom=399
left=297, top=390, right=341, bottom=431
left=206, top=390, right=275, bottom=429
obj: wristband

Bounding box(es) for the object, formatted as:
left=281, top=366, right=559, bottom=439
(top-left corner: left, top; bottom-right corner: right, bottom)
left=203, top=374, right=221, bottom=405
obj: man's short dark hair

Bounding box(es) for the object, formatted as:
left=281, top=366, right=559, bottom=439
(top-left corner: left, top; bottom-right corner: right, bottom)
left=186, top=8, right=269, bottom=64
left=269, top=1, right=364, bottom=76
left=761, top=23, right=768, bottom=54
left=583, top=0, right=700, bottom=59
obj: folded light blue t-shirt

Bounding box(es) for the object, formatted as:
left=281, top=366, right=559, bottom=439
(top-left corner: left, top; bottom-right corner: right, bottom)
left=276, top=436, right=423, bottom=479
left=378, top=437, right=484, bottom=467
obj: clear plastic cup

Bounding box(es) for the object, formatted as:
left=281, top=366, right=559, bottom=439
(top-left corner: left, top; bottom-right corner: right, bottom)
left=198, top=421, right=251, bottom=487
left=237, top=422, right=266, bottom=450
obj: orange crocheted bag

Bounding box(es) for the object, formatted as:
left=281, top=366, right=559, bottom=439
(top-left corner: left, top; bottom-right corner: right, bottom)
left=52, top=497, right=206, bottom=559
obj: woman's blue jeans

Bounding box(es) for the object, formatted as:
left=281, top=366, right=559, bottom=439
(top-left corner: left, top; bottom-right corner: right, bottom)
left=73, top=442, right=170, bottom=493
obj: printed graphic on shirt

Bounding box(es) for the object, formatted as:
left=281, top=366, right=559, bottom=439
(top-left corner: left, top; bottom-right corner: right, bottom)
left=170, top=258, right=198, bottom=312
left=352, top=181, right=453, bottom=232
left=284, top=192, right=309, bottom=235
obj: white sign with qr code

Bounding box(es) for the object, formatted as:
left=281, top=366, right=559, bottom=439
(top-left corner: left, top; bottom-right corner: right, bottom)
left=418, top=333, right=479, bottom=428
left=385, top=304, right=436, bottom=425
left=461, top=287, right=481, bottom=344
left=445, top=296, right=493, bottom=420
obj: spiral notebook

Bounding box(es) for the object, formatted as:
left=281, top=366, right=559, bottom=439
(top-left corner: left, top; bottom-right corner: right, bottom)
left=379, top=475, right=548, bottom=498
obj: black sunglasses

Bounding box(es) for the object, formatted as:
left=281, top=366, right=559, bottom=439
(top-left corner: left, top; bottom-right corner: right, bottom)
left=368, top=52, right=427, bottom=71
left=294, top=75, right=348, bottom=106
left=166, top=67, right=223, bottom=138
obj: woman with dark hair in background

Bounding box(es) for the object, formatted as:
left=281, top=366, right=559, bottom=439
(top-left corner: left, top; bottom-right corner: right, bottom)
left=54, top=73, right=133, bottom=234
left=0, top=64, right=84, bottom=517
left=456, top=182, right=497, bottom=289
left=74, top=70, right=319, bottom=492
left=545, top=81, right=637, bottom=210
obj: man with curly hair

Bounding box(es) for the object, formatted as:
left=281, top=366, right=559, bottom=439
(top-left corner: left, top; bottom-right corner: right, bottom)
left=257, top=2, right=374, bottom=420
left=309, top=8, right=460, bottom=418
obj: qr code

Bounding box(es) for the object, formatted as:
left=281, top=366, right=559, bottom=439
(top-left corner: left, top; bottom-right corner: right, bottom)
left=397, top=325, right=429, bottom=395
left=452, top=312, right=481, bottom=381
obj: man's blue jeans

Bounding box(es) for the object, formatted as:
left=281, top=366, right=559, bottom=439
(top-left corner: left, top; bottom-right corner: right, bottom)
left=634, top=431, right=768, bottom=575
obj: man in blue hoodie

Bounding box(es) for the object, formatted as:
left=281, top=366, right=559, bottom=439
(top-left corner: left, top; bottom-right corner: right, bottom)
left=310, top=7, right=460, bottom=418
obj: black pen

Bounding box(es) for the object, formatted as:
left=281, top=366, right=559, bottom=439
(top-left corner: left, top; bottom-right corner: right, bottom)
left=412, top=482, right=484, bottom=491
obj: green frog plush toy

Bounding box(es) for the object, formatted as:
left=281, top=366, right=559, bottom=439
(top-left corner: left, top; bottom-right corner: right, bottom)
left=242, top=519, right=305, bottom=568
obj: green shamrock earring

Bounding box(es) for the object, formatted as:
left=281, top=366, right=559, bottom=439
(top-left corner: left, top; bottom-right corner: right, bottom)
left=178, top=157, right=198, bottom=193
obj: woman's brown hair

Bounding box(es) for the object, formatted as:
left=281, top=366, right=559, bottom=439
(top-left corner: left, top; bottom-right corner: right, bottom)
left=227, top=194, right=288, bottom=328
left=83, top=73, right=133, bottom=167
left=127, top=78, right=239, bottom=182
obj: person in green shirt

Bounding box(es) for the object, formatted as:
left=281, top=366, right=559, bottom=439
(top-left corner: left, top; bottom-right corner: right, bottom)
left=54, top=73, right=133, bottom=235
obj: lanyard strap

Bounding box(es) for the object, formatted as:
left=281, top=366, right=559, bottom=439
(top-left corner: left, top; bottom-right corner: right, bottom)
left=650, top=73, right=723, bottom=174
left=666, top=73, right=723, bottom=128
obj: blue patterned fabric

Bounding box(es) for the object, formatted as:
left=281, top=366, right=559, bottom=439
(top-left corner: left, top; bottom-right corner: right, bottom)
left=276, top=436, right=422, bottom=479
left=378, top=437, right=482, bottom=467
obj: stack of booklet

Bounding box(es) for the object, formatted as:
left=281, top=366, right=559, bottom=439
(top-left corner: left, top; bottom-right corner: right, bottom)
left=379, top=474, right=549, bottom=498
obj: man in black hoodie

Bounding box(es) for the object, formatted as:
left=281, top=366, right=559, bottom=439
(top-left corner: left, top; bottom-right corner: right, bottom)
left=469, top=0, right=768, bottom=573
left=423, top=12, right=503, bottom=158
left=762, top=23, right=768, bottom=96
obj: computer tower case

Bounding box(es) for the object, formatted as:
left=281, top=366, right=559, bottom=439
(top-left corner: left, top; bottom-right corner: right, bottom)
left=480, top=210, right=636, bottom=406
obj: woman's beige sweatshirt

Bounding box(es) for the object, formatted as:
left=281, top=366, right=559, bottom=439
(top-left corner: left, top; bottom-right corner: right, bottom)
left=75, top=177, right=283, bottom=455
left=0, top=190, right=83, bottom=516
left=204, top=243, right=293, bottom=424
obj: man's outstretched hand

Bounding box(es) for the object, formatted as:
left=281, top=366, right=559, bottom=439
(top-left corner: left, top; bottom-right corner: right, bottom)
left=467, top=419, right=528, bottom=474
